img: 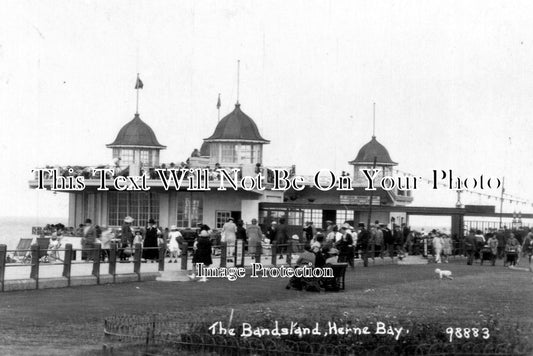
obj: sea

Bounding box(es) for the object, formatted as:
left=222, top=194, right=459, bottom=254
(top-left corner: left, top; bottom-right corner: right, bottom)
left=0, top=215, right=67, bottom=250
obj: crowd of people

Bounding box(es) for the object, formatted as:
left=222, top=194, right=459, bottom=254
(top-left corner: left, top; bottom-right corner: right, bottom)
left=462, top=227, right=533, bottom=268
left=32, top=218, right=533, bottom=273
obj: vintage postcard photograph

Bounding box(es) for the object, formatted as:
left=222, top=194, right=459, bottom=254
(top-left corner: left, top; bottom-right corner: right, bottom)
left=0, top=1, right=532, bottom=355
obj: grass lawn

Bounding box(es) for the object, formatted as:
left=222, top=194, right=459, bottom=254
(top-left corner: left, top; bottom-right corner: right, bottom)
left=0, top=259, right=532, bottom=355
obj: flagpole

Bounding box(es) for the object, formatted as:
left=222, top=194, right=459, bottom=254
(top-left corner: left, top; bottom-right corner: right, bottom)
left=373, top=102, right=376, bottom=137
left=236, top=60, right=240, bottom=105
left=136, top=73, right=140, bottom=115
left=218, top=93, right=221, bottom=121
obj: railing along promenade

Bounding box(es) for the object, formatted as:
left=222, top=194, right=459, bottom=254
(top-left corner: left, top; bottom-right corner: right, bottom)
left=0, top=241, right=320, bottom=292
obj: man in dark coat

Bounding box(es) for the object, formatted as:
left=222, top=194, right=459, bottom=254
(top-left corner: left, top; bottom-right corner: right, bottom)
left=381, top=223, right=394, bottom=260
left=142, top=219, right=160, bottom=261
left=82, top=218, right=97, bottom=261
left=191, top=230, right=213, bottom=282
left=303, top=221, right=314, bottom=243
left=275, top=218, right=289, bottom=259
left=337, top=225, right=354, bottom=268
left=464, top=230, right=477, bottom=265
left=356, top=222, right=370, bottom=267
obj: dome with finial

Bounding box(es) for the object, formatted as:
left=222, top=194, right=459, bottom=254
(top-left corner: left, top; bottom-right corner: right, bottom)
left=204, top=103, right=269, bottom=143
left=107, top=113, right=166, bottom=149
left=349, top=136, right=397, bottom=166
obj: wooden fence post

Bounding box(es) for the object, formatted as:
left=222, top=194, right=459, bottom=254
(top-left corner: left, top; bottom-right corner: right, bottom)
left=271, top=243, right=277, bottom=266
left=30, top=244, right=40, bottom=289
left=255, top=241, right=261, bottom=264
left=134, top=243, right=142, bottom=281
left=109, top=243, right=117, bottom=282
left=0, top=244, right=6, bottom=292
left=93, top=243, right=101, bottom=284
left=63, top=243, right=72, bottom=287
left=158, top=246, right=165, bottom=272
left=180, top=242, right=188, bottom=270
left=220, top=242, right=227, bottom=268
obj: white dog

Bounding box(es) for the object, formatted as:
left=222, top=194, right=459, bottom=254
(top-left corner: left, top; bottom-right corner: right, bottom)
left=435, top=268, right=453, bottom=280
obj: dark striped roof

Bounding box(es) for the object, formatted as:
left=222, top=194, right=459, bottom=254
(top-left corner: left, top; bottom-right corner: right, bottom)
left=349, top=136, right=397, bottom=166
left=204, top=104, right=269, bottom=143
left=107, top=114, right=166, bottom=149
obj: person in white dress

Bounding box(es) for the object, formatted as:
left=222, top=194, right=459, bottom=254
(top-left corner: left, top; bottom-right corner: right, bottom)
left=167, top=225, right=182, bottom=263
left=221, top=218, right=237, bottom=262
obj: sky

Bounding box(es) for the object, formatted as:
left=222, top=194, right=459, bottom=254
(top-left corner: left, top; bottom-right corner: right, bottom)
left=1, top=0, right=532, bottom=220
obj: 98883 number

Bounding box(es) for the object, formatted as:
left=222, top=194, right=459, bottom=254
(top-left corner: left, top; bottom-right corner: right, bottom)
left=445, top=327, right=490, bottom=342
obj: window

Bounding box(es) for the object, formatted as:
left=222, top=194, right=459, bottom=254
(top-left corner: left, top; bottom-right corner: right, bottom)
left=221, top=144, right=236, bottom=163
left=303, top=209, right=323, bottom=225
left=252, top=145, right=262, bottom=164
left=239, top=145, right=252, bottom=164
left=287, top=210, right=303, bottom=226
left=107, top=192, right=159, bottom=227
left=176, top=193, right=203, bottom=228
left=258, top=209, right=286, bottom=225
left=139, top=150, right=150, bottom=166
left=336, top=210, right=354, bottom=225
left=216, top=211, right=232, bottom=229
left=120, top=149, right=135, bottom=165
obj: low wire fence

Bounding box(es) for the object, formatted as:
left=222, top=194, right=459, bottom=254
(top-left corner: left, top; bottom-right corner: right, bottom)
left=102, top=314, right=533, bottom=356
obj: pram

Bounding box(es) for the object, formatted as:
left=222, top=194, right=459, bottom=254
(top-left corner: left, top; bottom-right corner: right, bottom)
left=480, top=246, right=493, bottom=265
left=504, top=248, right=518, bottom=267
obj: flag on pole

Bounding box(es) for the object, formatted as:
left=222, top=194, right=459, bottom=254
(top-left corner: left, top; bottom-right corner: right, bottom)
left=216, top=93, right=221, bottom=109
left=135, top=76, right=144, bottom=89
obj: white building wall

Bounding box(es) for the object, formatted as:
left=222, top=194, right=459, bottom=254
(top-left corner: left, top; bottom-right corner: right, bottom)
left=241, top=200, right=259, bottom=224
left=203, top=191, right=245, bottom=227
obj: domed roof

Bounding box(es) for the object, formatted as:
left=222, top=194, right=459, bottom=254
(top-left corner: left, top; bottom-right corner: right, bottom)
left=199, top=141, right=210, bottom=156
left=349, top=136, right=397, bottom=166
left=204, top=103, right=269, bottom=144
left=107, top=113, right=166, bottom=149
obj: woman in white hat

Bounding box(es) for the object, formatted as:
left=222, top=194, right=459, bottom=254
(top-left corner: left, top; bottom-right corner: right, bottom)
left=167, top=225, right=182, bottom=263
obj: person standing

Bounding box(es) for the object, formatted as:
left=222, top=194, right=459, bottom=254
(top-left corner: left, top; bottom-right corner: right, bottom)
left=275, top=218, right=290, bottom=259
left=337, top=225, right=354, bottom=268
left=381, top=223, right=394, bottom=260
left=82, top=218, right=97, bottom=261
left=356, top=223, right=370, bottom=267
left=119, top=216, right=134, bottom=261
left=496, top=228, right=506, bottom=259
left=325, top=220, right=334, bottom=236
left=303, top=221, right=313, bottom=243
left=167, top=225, right=182, bottom=263
left=246, top=219, right=262, bottom=258
left=505, top=233, right=520, bottom=267
left=474, top=230, right=486, bottom=261
left=143, top=219, right=160, bottom=262
left=190, top=230, right=213, bottom=282
left=432, top=233, right=444, bottom=263
left=487, top=233, right=499, bottom=266
left=521, top=229, right=533, bottom=271
left=464, top=230, right=477, bottom=265
left=221, top=218, right=237, bottom=263
left=442, top=234, right=452, bottom=263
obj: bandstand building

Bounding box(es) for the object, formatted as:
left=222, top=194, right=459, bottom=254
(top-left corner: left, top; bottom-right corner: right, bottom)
left=29, top=102, right=285, bottom=231
left=29, top=89, right=427, bottom=236
left=258, top=135, right=414, bottom=236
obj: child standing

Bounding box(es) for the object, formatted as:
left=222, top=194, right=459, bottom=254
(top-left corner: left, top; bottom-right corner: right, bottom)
left=167, top=225, right=182, bottom=263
